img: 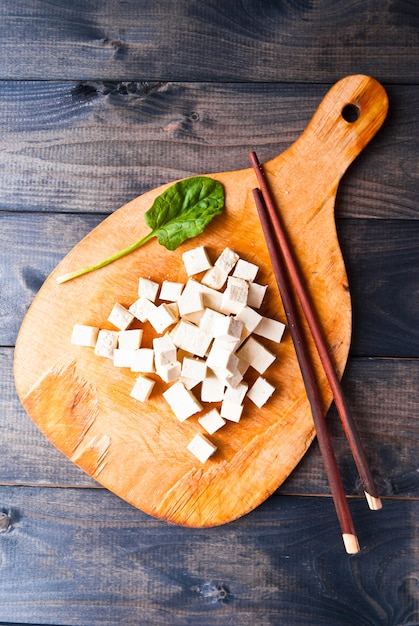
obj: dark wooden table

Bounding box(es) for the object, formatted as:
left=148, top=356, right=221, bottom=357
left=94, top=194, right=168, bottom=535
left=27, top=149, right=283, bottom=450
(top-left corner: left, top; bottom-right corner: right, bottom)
left=1, top=2, right=418, bottom=624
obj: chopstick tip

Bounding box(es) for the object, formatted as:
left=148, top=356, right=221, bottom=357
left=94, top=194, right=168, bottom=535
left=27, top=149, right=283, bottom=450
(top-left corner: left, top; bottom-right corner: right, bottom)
left=364, top=491, right=383, bottom=511
left=343, top=533, right=361, bottom=554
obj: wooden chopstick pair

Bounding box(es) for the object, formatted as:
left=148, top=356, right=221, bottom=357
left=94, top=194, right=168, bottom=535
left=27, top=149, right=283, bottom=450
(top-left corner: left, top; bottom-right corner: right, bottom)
left=249, top=151, right=381, bottom=554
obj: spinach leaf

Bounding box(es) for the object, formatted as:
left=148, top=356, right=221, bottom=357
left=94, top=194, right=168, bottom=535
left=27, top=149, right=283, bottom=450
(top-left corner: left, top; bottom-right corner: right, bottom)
left=145, top=176, right=224, bottom=250
left=57, top=176, right=224, bottom=283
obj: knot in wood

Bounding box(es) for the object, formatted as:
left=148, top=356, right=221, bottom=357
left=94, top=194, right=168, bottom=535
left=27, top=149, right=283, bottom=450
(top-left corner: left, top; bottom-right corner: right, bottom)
left=0, top=512, right=12, bottom=533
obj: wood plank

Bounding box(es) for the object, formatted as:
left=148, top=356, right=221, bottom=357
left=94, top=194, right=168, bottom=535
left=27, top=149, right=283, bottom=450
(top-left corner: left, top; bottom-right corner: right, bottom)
left=2, top=347, right=418, bottom=498
left=0, top=1, right=418, bottom=82
left=0, top=81, right=417, bottom=219
left=0, top=486, right=417, bottom=625
left=2, top=213, right=418, bottom=356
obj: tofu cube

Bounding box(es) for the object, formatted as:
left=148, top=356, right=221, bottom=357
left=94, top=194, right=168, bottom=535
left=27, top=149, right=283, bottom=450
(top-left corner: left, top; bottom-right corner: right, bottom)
left=201, top=373, right=225, bottom=403
left=130, top=348, right=155, bottom=373
left=113, top=348, right=137, bottom=368
left=224, top=381, right=248, bottom=404
left=129, top=296, right=153, bottom=323
left=160, top=280, right=184, bottom=301
left=153, top=334, right=177, bottom=367
left=94, top=330, right=119, bottom=359
left=254, top=317, right=286, bottom=343
left=163, top=381, right=202, bottom=422
left=181, top=357, right=207, bottom=383
left=138, top=277, right=159, bottom=302
left=156, top=360, right=182, bottom=383
left=177, top=280, right=204, bottom=317
left=199, top=308, right=228, bottom=338
left=200, top=284, right=224, bottom=311
left=214, top=247, right=239, bottom=274
left=201, top=265, right=228, bottom=290
left=206, top=345, right=239, bottom=377
left=217, top=316, right=243, bottom=341
left=107, top=302, right=134, bottom=330
left=187, top=433, right=217, bottom=463
left=247, top=377, right=275, bottom=408
left=198, top=408, right=226, bottom=434
left=181, top=376, right=202, bottom=390
left=118, top=329, right=143, bottom=350
left=130, top=376, right=155, bottom=403
left=236, top=336, right=276, bottom=374
left=147, top=303, right=178, bottom=334
left=164, top=301, right=180, bottom=321
left=170, top=320, right=212, bottom=358
left=235, top=306, right=263, bottom=335
left=247, top=282, right=268, bottom=309
left=71, top=324, right=99, bottom=347
left=220, top=401, right=243, bottom=423
left=221, top=277, right=249, bottom=314
left=232, top=258, right=259, bottom=282
left=182, top=246, right=212, bottom=276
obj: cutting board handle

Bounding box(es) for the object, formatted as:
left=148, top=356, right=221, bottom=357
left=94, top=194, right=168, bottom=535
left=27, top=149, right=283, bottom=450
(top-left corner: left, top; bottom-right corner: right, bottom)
left=267, top=74, right=388, bottom=188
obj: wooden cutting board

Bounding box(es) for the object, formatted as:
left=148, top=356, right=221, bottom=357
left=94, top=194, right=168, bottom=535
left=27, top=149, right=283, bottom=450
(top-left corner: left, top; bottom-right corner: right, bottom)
left=14, top=75, right=388, bottom=527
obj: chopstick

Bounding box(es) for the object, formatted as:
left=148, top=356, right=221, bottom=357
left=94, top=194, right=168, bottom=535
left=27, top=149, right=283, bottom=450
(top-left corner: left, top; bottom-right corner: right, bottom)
left=249, top=151, right=382, bottom=512
left=252, top=187, right=360, bottom=554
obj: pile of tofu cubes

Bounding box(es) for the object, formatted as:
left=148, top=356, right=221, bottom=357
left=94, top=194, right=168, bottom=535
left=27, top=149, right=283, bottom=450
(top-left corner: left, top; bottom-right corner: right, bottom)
left=71, top=246, right=285, bottom=463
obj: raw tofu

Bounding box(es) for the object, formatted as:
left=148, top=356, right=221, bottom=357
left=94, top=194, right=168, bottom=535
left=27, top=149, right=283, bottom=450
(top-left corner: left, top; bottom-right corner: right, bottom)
left=129, top=296, right=153, bottom=323
left=130, top=348, right=155, bottom=373
left=187, top=433, right=217, bottom=463
left=94, top=330, right=119, bottom=359
left=113, top=348, right=137, bottom=368
left=199, top=308, right=228, bottom=338
left=138, top=277, right=159, bottom=302
left=147, top=303, right=178, bottom=334
left=160, top=280, right=184, bottom=301
left=71, top=324, right=99, bottom=347
left=153, top=335, right=177, bottom=367
left=177, top=280, right=204, bottom=317
left=130, top=376, right=155, bottom=402
left=220, top=401, right=243, bottom=423
left=156, top=360, right=181, bottom=383
left=163, top=381, right=202, bottom=422
left=221, top=276, right=249, bottom=314
left=201, top=373, right=225, bottom=403
left=254, top=317, right=286, bottom=343
left=214, top=247, right=239, bottom=274
left=199, top=284, right=224, bottom=311
left=232, top=258, right=259, bottom=282
left=182, top=246, right=212, bottom=276
left=247, top=282, right=267, bottom=309
left=198, top=408, right=226, bottom=434
left=206, top=345, right=239, bottom=377
left=201, top=265, right=228, bottom=290
left=130, top=376, right=154, bottom=402
left=118, top=329, right=143, bottom=350
left=247, top=377, right=275, bottom=408
left=107, top=302, right=134, bottom=330
left=236, top=336, right=276, bottom=374
left=235, top=306, right=263, bottom=334
left=181, top=357, right=207, bottom=383
left=223, top=381, right=248, bottom=404
left=170, top=319, right=212, bottom=358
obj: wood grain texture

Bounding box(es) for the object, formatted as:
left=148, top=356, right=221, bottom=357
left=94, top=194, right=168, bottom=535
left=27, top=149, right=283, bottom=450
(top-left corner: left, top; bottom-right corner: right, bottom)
left=0, top=486, right=417, bottom=625
left=0, top=0, right=418, bottom=82
left=2, top=347, right=418, bottom=498
left=0, top=81, right=417, bottom=218
left=0, top=0, right=417, bottom=621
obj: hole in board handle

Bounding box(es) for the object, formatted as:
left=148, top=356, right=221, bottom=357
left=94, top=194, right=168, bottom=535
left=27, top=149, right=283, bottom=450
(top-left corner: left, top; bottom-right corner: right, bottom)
left=341, top=103, right=361, bottom=123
